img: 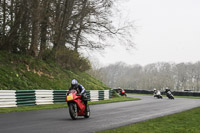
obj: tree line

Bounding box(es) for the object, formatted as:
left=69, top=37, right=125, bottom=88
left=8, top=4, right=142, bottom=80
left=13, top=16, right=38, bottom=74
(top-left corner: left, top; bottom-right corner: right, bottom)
left=88, top=62, right=200, bottom=91
left=0, top=0, right=133, bottom=71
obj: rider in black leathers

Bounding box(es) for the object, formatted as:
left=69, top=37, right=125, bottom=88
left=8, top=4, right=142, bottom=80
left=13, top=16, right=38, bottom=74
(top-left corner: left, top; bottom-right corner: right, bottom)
left=69, top=79, right=88, bottom=111
left=165, top=87, right=174, bottom=99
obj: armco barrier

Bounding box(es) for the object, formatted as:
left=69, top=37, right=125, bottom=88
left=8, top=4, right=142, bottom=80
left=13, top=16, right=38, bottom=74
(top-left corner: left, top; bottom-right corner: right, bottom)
left=90, top=90, right=99, bottom=101
left=172, top=91, right=200, bottom=96
left=124, top=89, right=200, bottom=96
left=104, top=90, right=110, bottom=100
left=53, top=90, right=67, bottom=103
left=99, top=90, right=104, bottom=100
left=124, top=89, right=153, bottom=94
left=86, top=91, right=90, bottom=101
left=0, top=90, right=113, bottom=108
left=109, top=90, right=113, bottom=98
left=35, top=90, right=54, bottom=105
left=0, top=90, right=17, bottom=107
left=16, top=90, right=36, bottom=106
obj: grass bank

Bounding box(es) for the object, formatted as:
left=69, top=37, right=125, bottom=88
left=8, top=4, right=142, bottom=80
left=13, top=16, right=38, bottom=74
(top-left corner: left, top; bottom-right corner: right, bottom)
left=0, top=51, right=109, bottom=90
left=0, top=97, right=139, bottom=113
left=97, top=107, right=200, bottom=133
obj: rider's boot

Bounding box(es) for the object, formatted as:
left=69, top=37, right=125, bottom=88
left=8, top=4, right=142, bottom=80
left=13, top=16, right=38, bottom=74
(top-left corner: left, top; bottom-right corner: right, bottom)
left=84, top=100, right=88, bottom=112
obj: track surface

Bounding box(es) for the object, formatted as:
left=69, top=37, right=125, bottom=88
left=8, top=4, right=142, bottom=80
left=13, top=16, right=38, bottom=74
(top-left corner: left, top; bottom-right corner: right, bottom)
left=0, top=95, right=200, bottom=133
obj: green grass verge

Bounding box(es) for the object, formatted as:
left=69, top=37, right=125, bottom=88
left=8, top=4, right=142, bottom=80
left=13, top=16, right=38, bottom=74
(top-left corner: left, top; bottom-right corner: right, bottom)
left=128, top=93, right=200, bottom=99
left=97, top=107, right=200, bottom=133
left=0, top=97, right=139, bottom=113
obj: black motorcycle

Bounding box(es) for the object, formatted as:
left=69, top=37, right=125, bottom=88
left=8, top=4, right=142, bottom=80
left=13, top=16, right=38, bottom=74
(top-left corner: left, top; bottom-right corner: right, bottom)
left=166, top=91, right=174, bottom=99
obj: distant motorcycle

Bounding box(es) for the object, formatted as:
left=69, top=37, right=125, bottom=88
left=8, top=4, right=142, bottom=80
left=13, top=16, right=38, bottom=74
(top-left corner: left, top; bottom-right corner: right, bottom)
left=166, top=91, right=174, bottom=99
left=66, top=89, right=90, bottom=120
left=153, top=90, right=163, bottom=99
left=120, top=89, right=127, bottom=97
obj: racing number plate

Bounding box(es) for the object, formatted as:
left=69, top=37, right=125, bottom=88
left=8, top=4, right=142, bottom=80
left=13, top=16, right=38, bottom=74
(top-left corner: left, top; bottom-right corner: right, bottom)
left=67, top=95, right=73, bottom=101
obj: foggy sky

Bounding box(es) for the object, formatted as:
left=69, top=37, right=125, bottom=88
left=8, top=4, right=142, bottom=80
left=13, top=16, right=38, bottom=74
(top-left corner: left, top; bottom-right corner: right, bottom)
left=85, top=0, right=200, bottom=67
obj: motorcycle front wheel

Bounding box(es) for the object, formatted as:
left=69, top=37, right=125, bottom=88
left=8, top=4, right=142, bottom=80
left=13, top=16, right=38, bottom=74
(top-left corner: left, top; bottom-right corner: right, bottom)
left=69, top=103, right=78, bottom=120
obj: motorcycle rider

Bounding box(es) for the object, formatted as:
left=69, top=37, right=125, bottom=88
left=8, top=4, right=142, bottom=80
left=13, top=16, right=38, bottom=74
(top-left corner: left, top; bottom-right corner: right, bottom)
left=153, top=88, right=157, bottom=96
left=165, top=87, right=174, bottom=99
left=165, top=87, right=171, bottom=94
left=117, top=87, right=121, bottom=93
left=120, top=89, right=126, bottom=96
left=69, top=79, right=88, bottom=111
left=118, top=87, right=126, bottom=96
left=153, top=88, right=162, bottom=98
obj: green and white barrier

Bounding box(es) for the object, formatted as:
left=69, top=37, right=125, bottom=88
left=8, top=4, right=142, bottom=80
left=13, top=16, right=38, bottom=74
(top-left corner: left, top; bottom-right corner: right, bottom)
left=104, top=90, right=110, bottom=100
left=0, top=90, right=113, bottom=108
left=35, top=90, right=54, bottom=105
left=16, top=90, right=36, bottom=106
left=53, top=90, right=67, bottom=103
left=0, top=90, right=17, bottom=107
left=90, top=90, right=99, bottom=101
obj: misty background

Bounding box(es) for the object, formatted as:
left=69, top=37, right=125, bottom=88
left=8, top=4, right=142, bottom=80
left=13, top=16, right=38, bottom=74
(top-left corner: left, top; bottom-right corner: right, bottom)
left=86, top=0, right=200, bottom=91
left=88, top=62, right=200, bottom=91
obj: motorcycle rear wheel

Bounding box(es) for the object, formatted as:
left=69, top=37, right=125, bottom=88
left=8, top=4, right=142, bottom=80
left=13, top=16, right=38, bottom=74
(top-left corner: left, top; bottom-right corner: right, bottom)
left=69, top=103, right=78, bottom=120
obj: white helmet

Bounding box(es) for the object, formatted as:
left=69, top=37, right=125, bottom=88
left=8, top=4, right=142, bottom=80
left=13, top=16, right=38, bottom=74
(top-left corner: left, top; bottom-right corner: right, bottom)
left=71, top=79, right=78, bottom=86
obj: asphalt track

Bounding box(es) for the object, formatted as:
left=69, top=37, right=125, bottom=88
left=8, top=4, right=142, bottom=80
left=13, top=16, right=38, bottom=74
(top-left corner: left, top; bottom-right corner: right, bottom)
left=0, top=95, right=200, bottom=133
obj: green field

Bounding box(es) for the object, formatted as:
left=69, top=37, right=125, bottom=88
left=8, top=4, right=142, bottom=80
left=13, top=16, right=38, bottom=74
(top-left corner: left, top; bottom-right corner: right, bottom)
left=98, top=107, right=200, bottom=133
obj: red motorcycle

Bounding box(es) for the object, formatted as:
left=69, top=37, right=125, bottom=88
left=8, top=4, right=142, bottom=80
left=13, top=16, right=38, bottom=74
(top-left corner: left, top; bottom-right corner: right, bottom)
left=120, top=89, right=127, bottom=97
left=66, top=89, right=90, bottom=120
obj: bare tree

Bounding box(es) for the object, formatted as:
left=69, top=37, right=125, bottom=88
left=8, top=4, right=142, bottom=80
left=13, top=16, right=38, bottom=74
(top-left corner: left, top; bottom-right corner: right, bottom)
left=38, top=0, right=50, bottom=58
left=89, top=61, right=200, bottom=91
left=29, top=0, right=40, bottom=57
